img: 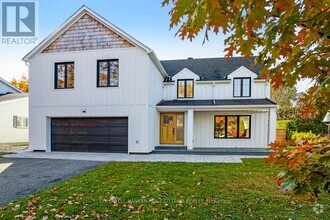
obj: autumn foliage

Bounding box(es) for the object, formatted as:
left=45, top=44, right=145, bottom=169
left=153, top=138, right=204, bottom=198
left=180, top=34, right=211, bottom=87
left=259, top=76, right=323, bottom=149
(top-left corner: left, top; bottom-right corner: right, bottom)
left=10, top=74, right=29, bottom=93
left=266, top=140, right=330, bottom=201
left=162, top=0, right=330, bottom=115
left=162, top=0, right=330, bottom=202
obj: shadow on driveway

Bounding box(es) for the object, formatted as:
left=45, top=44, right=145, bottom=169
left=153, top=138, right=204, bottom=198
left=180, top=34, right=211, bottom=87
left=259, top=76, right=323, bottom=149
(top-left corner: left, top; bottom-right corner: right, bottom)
left=0, top=158, right=104, bottom=207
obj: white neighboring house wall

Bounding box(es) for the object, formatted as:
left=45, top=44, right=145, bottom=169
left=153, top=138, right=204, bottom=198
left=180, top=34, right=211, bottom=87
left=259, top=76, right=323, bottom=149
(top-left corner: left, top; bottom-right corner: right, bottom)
left=0, top=97, right=29, bottom=144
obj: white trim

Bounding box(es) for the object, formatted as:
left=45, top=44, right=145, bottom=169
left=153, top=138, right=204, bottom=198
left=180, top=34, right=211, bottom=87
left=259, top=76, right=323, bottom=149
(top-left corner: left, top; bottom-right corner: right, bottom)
left=195, top=80, right=231, bottom=84
left=157, top=105, right=277, bottom=111
left=0, top=97, right=28, bottom=106
left=0, top=77, right=23, bottom=93
left=227, top=66, right=258, bottom=79
left=171, top=68, right=200, bottom=79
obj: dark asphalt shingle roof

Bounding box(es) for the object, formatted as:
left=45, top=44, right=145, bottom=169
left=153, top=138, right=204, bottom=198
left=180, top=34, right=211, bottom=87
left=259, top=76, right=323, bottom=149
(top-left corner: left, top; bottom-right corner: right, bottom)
left=160, top=57, right=261, bottom=81
left=0, top=93, right=28, bottom=102
left=157, top=99, right=276, bottom=107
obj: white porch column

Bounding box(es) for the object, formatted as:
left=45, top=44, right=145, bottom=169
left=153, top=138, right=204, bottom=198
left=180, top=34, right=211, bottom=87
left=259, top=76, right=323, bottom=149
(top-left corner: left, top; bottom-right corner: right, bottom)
left=187, top=109, right=194, bottom=150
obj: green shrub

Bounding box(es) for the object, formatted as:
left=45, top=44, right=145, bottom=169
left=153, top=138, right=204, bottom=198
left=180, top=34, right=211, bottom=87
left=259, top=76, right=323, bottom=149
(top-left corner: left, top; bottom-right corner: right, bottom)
left=291, top=131, right=319, bottom=142
left=294, top=115, right=327, bottom=135
left=286, top=120, right=298, bottom=140
left=276, top=120, right=292, bottom=129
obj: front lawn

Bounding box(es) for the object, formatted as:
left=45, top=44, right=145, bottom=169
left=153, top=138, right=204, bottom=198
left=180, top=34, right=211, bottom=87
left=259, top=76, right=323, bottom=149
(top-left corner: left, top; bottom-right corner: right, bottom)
left=0, top=159, right=328, bottom=219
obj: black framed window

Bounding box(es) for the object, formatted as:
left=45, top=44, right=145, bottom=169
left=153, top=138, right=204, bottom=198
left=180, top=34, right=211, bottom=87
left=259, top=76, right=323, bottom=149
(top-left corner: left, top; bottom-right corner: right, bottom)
left=214, top=115, right=251, bottom=138
left=55, top=62, right=74, bottom=89
left=97, top=59, right=119, bottom=87
left=177, top=79, right=194, bottom=98
left=233, top=77, right=251, bottom=97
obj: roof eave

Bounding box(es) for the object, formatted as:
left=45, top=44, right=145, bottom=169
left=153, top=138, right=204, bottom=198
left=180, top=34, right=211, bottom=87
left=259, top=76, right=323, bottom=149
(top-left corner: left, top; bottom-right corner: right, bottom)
left=148, top=50, right=168, bottom=77
left=0, top=77, right=23, bottom=93
left=156, top=104, right=277, bottom=109
left=22, top=5, right=155, bottom=62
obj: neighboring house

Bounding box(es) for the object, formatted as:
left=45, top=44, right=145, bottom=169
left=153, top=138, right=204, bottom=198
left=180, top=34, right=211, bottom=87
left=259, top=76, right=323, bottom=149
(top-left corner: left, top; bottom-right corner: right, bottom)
left=23, top=6, right=277, bottom=154
left=0, top=94, right=29, bottom=145
left=0, top=77, right=23, bottom=95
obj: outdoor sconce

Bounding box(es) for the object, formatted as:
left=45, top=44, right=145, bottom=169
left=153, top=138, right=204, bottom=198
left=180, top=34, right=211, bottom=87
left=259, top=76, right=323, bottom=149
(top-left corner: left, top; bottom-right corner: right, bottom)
left=322, top=111, right=330, bottom=139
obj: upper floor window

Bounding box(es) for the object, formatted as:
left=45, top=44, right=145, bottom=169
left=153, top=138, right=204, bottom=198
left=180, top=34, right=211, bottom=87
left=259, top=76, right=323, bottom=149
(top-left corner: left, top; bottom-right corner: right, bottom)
left=97, top=59, right=119, bottom=87
left=214, top=115, right=251, bottom=139
left=233, top=77, right=251, bottom=97
left=55, top=62, right=74, bottom=89
left=177, top=79, right=194, bottom=98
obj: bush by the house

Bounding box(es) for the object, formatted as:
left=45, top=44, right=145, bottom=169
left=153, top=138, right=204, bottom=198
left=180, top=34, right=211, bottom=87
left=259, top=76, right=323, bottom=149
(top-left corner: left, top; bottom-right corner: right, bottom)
left=291, top=131, right=319, bottom=143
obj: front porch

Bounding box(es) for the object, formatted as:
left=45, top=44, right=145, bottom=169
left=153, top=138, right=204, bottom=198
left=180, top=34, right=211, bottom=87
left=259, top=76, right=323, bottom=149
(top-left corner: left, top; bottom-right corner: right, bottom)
left=156, top=99, right=277, bottom=152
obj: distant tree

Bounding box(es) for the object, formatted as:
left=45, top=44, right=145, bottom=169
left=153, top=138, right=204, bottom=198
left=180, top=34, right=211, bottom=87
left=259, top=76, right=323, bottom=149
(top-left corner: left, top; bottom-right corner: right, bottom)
left=271, top=86, right=297, bottom=108
left=271, top=85, right=297, bottom=120
left=11, top=74, right=29, bottom=93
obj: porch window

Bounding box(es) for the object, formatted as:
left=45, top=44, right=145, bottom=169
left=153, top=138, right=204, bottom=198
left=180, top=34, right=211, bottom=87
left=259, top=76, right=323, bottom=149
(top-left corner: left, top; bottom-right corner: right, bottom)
left=55, top=62, right=74, bottom=89
left=214, top=115, right=251, bottom=138
left=233, top=78, right=251, bottom=97
left=97, top=59, right=119, bottom=87
left=177, top=79, right=194, bottom=98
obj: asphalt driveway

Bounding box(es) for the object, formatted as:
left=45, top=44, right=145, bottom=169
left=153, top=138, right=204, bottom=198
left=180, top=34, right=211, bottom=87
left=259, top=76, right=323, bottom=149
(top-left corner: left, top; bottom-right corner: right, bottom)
left=0, top=157, right=104, bottom=207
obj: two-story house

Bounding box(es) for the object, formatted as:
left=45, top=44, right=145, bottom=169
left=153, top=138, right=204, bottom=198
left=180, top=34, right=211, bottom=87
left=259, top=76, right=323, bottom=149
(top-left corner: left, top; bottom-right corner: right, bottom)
left=23, top=6, right=277, bottom=154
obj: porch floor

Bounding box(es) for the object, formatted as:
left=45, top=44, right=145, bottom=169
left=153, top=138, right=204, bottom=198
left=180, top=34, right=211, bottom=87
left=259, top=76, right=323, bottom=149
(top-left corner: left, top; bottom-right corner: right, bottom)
left=153, top=146, right=272, bottom=156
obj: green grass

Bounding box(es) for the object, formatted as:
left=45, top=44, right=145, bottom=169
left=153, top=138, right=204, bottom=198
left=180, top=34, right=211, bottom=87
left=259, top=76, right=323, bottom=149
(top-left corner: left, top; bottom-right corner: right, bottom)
left=0, top=159, right=329, bottom=219
left=0, top=152, right=9, bottom=156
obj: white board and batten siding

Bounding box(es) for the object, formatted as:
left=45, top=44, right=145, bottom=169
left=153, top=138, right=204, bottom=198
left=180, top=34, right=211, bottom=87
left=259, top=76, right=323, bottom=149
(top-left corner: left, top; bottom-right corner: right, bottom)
left=147, top=58, right=165, bottom=152
left=194, top=111, right=269, bottom=148
left=163, top=66, right=271, bottom=100
left=29, top=47, right=152, bottom=153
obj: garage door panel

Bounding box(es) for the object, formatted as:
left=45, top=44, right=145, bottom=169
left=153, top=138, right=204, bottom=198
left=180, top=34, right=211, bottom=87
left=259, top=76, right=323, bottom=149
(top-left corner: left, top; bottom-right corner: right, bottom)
left=110, top=127, right=128, bottom=136
left=51, top=118, right=128, bottom=153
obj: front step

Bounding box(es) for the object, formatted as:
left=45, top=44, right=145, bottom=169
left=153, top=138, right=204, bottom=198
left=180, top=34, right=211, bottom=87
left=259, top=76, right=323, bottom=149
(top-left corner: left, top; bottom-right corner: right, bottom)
left=153, top=147, right=272, bottom=156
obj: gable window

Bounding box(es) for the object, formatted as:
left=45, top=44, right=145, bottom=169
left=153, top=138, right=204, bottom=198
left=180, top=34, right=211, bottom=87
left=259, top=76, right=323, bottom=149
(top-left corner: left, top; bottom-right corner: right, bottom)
left=177, top=79, right=194, bottom=98
left=13, top=116, right=28, bottom=128
left=55, top=62, right=74, bottom=89
left=97, top=59, right=119, bottom=87
left=233, top=78, right=251, bottom=97
left=214, top=115, right=250, bottom=138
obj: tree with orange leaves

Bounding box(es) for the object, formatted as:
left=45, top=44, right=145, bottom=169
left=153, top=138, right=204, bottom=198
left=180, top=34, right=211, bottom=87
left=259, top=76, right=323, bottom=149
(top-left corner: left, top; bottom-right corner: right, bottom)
left=11, top=74, right=29, bottom=93
left=162, top=0, right=330, bottom=201
left=162, top=0, right=329, bottom=116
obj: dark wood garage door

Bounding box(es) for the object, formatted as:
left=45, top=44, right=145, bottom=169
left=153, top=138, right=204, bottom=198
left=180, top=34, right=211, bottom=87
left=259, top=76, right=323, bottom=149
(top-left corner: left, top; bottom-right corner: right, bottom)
left=51, top=118, right=128, bottom=153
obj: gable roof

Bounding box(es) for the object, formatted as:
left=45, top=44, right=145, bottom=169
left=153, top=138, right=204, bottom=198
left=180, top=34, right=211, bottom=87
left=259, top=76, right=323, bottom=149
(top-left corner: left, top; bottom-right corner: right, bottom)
left=160, top=57, right=261, bottom=81
left=0, top=93, right=28, bottom=103
left=22, top=5, right=167, bottom=77
left=0, top=77, right=23, bottom=93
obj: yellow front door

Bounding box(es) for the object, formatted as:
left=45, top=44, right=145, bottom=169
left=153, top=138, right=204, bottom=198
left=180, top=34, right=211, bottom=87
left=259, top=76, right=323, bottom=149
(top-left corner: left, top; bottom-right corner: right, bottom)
left=160, top=113, right=184, bottom=145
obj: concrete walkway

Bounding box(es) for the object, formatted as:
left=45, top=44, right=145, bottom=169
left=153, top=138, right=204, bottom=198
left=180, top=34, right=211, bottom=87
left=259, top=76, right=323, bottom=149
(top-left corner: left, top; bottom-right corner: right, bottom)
left=3, top=152, right=266, bottom=163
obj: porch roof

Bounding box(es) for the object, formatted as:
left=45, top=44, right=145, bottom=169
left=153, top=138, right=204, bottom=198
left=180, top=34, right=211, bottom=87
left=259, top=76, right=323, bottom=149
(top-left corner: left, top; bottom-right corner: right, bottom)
left=156, top=98, right=277, bottom=107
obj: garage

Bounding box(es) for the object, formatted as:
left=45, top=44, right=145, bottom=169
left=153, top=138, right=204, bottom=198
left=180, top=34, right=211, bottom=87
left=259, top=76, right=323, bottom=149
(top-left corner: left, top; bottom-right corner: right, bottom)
left=51, top=118, right=128, bottom=153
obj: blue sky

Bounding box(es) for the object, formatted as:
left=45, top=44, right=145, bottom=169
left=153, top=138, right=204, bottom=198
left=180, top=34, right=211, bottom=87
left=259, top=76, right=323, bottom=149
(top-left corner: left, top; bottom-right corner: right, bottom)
left=0, top=0, right=311, bottom=92
left=0, top=0, right=225, bottom=82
